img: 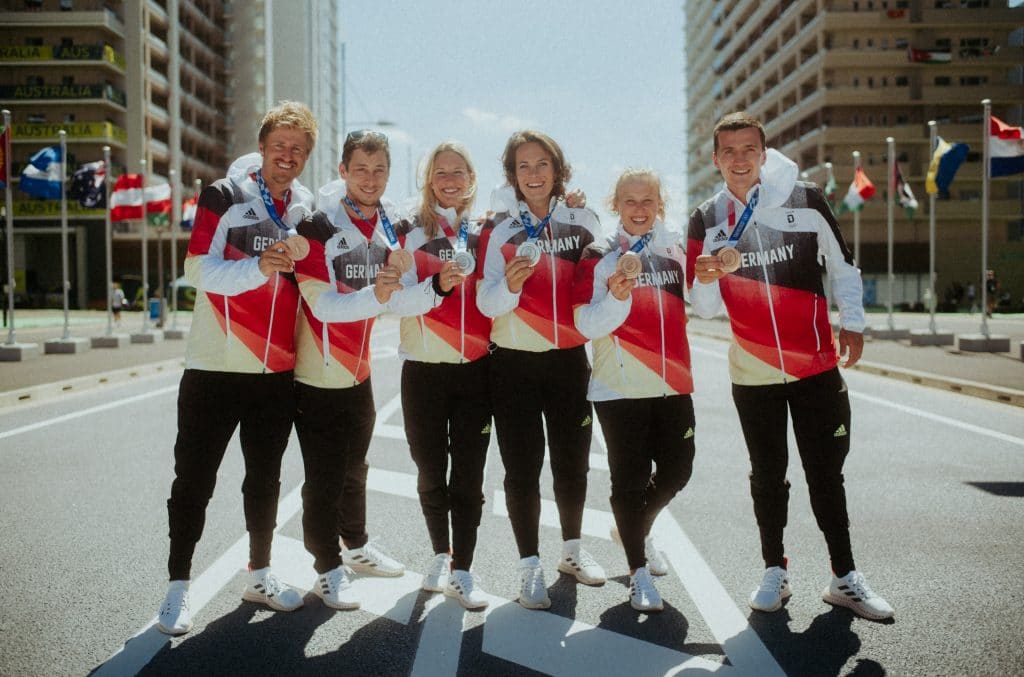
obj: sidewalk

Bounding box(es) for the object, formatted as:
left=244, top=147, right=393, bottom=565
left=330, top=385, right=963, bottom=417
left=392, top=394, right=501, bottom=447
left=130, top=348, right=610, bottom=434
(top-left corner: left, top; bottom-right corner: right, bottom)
left=1, top=309, right=1022, bottom=408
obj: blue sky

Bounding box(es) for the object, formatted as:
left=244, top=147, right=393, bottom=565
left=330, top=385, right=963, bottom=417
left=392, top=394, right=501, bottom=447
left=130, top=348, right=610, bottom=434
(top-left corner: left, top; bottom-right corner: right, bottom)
left=340, top=1, right=687, bottom=229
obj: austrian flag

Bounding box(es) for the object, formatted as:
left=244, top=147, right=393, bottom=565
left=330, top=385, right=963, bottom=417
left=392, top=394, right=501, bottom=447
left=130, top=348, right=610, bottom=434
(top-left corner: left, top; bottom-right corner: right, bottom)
left=110, top=174, right=172, bottom=224
left=990, top=115, right=1024, bottom=178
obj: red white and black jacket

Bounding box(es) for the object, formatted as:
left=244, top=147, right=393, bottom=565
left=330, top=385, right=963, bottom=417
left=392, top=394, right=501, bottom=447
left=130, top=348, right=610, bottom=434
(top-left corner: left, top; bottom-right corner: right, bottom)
left=477, top=194, right=598, bottom=352
left=686, top=150, right=865, bottom=386
left=183, top=152, right=314, bottom=373
left=387, top=206, right=492, bottom=363
left=293, top=180, right=410, bottom=389
left=574, top=220, right=693, bottom=400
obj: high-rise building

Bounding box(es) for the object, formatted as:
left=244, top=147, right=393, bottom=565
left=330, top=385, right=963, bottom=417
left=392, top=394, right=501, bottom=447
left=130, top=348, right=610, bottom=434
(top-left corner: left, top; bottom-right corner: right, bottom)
left=685, top=0, right=1024, bottom=308
left=1, top=0, right=343, bottom=309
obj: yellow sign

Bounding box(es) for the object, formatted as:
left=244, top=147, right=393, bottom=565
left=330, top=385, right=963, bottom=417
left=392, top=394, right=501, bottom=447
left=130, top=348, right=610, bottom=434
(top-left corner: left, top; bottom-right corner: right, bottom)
left=0, top=43, right=124, bottom=68
left=0, top=45, right=53, bottom=60
left=13, top=201, right=105, bottom=218
left=13, top=122, right=127, bottom=144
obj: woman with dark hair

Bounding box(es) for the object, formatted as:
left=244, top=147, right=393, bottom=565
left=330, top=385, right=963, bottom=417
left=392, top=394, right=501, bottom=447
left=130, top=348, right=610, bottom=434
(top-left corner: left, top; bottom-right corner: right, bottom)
left=387, top=141, right=492, bottom=610
left=477, top=130, right=606, bottom=610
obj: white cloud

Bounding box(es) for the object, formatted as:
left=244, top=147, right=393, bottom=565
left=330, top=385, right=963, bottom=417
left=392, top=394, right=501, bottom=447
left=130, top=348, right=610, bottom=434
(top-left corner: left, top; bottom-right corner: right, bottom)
left=462, top=107, right=536, bottom=133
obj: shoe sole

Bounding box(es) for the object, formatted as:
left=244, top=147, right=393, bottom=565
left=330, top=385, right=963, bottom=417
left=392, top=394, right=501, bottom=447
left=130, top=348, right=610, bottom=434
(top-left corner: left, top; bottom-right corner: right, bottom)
left=749, top=588, right=792, bottom=613
left=313, top=588, right=360, bottom=611
left=421, top=580, right=445, bottom=593
left=444, top=588, right=489, bottom=611
left=556, top=562, right=606, bottom=586
left=647, top=562, right=668, bottom=577
left=348, top=564, right=405, bottom=578
left=156, top=621, right=191, bottom=636
left=241, top=590, right=304, bottom=612
left=821, top=591, right=894, bottom=621
left=630, top=600, right=664, bottom=612
left=518, top=596, right=552, bottom=610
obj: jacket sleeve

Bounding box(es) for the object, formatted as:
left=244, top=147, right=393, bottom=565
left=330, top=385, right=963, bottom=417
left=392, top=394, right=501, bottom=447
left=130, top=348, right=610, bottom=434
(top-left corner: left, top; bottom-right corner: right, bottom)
left=476, top=218, right=521, bottom=318
left=184, top=185, right=268, bottom=295
left=815, top=198, right=865, bottom=332
left=685, top=207, right=724, bottom=318
left=387, top=239, right=442, bottom=317
left=574, top=251, right=631, bottom=339
left=294, top=233, right=386, bottom=323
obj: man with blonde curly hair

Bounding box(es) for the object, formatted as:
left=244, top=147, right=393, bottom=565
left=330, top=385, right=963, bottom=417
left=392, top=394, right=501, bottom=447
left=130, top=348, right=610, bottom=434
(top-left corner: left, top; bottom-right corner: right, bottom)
left=156, top=101, right=318, bottom=635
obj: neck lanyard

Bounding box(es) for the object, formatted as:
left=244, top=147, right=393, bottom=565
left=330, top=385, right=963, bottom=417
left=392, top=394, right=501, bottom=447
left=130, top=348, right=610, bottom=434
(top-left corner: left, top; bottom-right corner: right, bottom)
left=254, top=170, right=291, bottom=230
left=344, top=196, right=399, bottom=250
left=620, top=231, right=652, bottom=254
left=519, top=207, right=552, bottom=242
left=727, top=188, right=759, bottom=244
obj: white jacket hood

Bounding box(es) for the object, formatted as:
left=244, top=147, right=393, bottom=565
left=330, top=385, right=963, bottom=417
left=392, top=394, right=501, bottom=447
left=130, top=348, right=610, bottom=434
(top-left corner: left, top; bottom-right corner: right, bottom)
left=226, top=152, right=315, bottom=225
left=756, top=149, right=799, bottom=209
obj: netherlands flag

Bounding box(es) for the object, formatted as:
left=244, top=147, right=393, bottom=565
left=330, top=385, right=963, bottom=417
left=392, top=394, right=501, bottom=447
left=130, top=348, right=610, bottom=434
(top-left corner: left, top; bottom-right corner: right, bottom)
left=990, top=115, right=1024, bottom=178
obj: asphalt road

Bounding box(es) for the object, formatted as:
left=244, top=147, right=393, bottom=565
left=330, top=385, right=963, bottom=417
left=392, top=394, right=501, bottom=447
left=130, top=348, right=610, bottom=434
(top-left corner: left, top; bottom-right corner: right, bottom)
left=1, top=318, right=1022, bottom=676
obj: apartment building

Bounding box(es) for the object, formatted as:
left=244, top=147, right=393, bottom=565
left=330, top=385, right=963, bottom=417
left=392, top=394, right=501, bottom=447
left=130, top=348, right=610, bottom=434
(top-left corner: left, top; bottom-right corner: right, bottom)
left=685, top=0, right=1024, bottom=307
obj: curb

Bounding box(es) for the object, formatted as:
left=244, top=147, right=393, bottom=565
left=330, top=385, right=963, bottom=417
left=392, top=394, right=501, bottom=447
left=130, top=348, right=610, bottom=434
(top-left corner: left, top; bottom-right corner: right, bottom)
left=0, top=358, right=185, bottom=409
left=689, top=329, right=1024, bottom=409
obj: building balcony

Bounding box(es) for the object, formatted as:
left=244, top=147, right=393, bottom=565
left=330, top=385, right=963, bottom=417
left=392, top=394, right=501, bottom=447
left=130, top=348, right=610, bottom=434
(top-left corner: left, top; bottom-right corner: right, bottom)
left=917, top=7, right=1023, bottom=26
left=11, top=120, right=127, bottom=146
left=146, top=0, right=168, bottom=27
left=0, top=82, right=126, bottom=107
left=0, top=43, right=126, bottom=72
left=0, top=2, right=124, bottom=35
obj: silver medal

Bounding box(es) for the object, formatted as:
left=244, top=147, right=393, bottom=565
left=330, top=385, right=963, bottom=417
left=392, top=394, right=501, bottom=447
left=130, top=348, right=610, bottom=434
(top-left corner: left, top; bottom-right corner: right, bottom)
left=516, top=241, right=542, bottom=267
left=454, top=249, right=476, bottom=275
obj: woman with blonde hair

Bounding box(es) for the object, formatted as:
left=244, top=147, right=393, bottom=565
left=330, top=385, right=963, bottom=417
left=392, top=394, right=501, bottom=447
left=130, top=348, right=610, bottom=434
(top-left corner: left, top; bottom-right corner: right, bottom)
left=574, top=168, right=696, bottom=612
left=387, top=141, right=493, bottom=609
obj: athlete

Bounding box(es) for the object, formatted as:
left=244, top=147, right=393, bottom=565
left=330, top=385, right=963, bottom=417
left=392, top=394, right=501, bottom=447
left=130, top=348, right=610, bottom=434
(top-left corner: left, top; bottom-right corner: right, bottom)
left=291, top=129, right=406, bottom=611
left=687, top=111, right=894, bottom=621
left=386, top=141, right=492, bottom=610
left=574, top=169, right=695, bottom=613
left=478, top=130, right=606, bottom=610
left=157, top=101, right=317, bottom=635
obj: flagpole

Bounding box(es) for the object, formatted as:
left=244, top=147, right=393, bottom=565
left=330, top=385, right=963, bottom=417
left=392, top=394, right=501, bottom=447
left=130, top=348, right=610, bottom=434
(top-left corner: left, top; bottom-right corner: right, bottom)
left=140, top=158, right=149, bottom=334
left=979, top=98, right=991, bottom=339
left=3, top=110, right=15, bottom=346
left=886, top=137, right=895, bottom=331
left=59, top=130, right=70, bottom=340
left=927, top=122, right=938, bottom=334
left=852, top=150, right=861, bottom=266
left=103, top=145, right=113, bottom=336
left=169, top=169, right=178, bottom=330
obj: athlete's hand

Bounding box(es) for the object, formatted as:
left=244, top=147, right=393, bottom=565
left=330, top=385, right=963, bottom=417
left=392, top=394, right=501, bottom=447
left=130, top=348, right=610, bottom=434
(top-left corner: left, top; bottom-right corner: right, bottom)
left=838, top=329, right=864, bottom=368
left=258, top=245, right=295, bottom=276
left=607, top=270, right=634, bottom=301
left=694, top=254, right=727, bottom=284
left=438, top=260, right=465, bottom=293
left=565, top=189, right=587, bottom=208
left=374, top=266, right=403, bottom=304
left=505, top=256, right=536, bottom=294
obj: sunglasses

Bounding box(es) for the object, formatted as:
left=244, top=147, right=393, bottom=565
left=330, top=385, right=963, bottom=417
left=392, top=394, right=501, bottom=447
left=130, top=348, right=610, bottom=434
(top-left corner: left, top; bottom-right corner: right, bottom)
left=346, top=129, right=389, bottom=144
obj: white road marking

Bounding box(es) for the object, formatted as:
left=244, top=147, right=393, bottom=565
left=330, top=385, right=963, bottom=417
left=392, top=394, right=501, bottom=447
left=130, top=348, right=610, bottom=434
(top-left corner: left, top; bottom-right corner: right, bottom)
left=0, top=385, right=179, bottom=441
left=690, top=344, right=1024, bottom=448
left=411, top=593, right=467, bottom=677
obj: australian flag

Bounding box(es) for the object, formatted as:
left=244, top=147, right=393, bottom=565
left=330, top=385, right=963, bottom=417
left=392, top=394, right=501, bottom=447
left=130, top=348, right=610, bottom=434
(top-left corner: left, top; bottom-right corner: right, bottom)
left=69, top=160, right=107, bottom=208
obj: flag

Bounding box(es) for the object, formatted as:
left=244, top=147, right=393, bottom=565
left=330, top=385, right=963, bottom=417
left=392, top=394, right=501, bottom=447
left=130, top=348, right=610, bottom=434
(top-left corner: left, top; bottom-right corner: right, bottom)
left=19, top=145, right=63, bottom=199
left=894, top=163, right=918, bottom=219
left=68, top=160, right=106, bottom=208
left=824, top=167, right=837, bottom=213
left=110, top=174, right=171, bottom=224
left=0, top=122, right=8, bottom=189
left=990, top=114, right=1024, bottom=178
left=907, top=48, right=951, bottom=63
left=926, top=136, right=969, bottom=195
left=839, top=167, right=875, bottom=213
left=181, top=194, right=198, bottom=230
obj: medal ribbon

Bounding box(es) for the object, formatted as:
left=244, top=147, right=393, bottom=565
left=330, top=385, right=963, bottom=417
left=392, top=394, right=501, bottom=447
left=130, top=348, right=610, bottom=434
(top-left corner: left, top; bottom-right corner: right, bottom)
left=620, top=231, right=652, bottom=254
left=254, top=170, right=291, bottom=231
left=726, top=187, right=759, bottom=245
left=344, top=196, right=400, bottom=251
left=519, top=208, right=552, bottom=243
left=455, top=218, right=470, bottom=253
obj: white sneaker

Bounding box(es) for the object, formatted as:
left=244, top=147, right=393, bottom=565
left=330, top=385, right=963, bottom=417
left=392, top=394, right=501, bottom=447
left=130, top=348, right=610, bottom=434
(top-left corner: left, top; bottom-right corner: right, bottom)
left=241, top=567, right=304, bottom=611
left=610, top=527, right=668, bottom=576
left=557, top=539, right=607, bottom=585
left=629, top=567, right=664, bottom=612
left=422, top=553, right=452, bottom=592
left=314, top=565, right=360, bottom=610
left=445, top=569, right=489, bottom=610
left=822, top=570, right=895, bottom=620
left=749, top=565, right=792, bottom=612
left=156, top=580, right=192, bottom=635
left=345, top=541, right=405, bottom=577
left=518, top=556, right=551, bottom=610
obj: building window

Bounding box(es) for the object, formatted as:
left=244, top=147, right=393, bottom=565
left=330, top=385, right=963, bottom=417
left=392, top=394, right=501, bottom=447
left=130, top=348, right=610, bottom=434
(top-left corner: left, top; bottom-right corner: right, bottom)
left=935, top=76, right=952, bottom=86
left=896, top=38, right=908, bottom=49
left=882, top=76, right=888, bottom=86
left=868, top=77, right=875, bottom=88
left=867, top=38, right=874, bottom=48
left=27, top=113, right=46, bottom=123
left=895, top=76, right=909, bottom=86
left=26, top=75, right=43, bottom=86
left=896, top=114, right=909, bottom=124
left=853, top=38, right=859, bottom=48
left=25, top=36, right=43, bottom=46
left=61, top=37, right=73, bottom=47
left=960, top=75, right=988, bottom=86
left=853, top=77, right=860, bottom=86
left=935, top=38, right=952, bottom=49
left=62, top=76, right=75, bottom=85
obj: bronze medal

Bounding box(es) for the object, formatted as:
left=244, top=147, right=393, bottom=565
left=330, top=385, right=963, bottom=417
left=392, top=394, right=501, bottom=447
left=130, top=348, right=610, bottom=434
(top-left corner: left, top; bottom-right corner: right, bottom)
left=282, top=235, right=310, bottom=261
left=389, top=248, right=413, bottom=273
left=718, top=246, right=741, bottom=273
left=616, top=251, right=642, bottom=279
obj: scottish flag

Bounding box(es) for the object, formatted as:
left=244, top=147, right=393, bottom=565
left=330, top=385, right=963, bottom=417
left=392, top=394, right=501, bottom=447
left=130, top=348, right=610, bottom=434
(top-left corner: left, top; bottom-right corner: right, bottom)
left=19, top=145, right=63, bottom=200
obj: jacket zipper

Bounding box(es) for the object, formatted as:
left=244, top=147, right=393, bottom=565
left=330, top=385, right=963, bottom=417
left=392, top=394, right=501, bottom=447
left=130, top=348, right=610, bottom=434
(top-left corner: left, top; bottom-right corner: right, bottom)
left=548, top=227, right=558, bottom=347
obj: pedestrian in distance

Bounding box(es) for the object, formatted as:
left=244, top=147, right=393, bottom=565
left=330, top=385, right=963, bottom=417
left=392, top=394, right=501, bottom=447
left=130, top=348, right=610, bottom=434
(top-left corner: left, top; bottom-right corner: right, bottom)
left=111, top=281, right=126, bottom=327
left=477, top=130, right=606, bottom=610
left=157, top=101, right=318, bottom=635
left=386, top=141, right=493, bottom=610
left=985, top=269, right=998, bottom=317
left=687, top=111, right=894, bottom=622
left=290, top=129, right=406, bottom=612
left=573, top=168, right=696, bottom=612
